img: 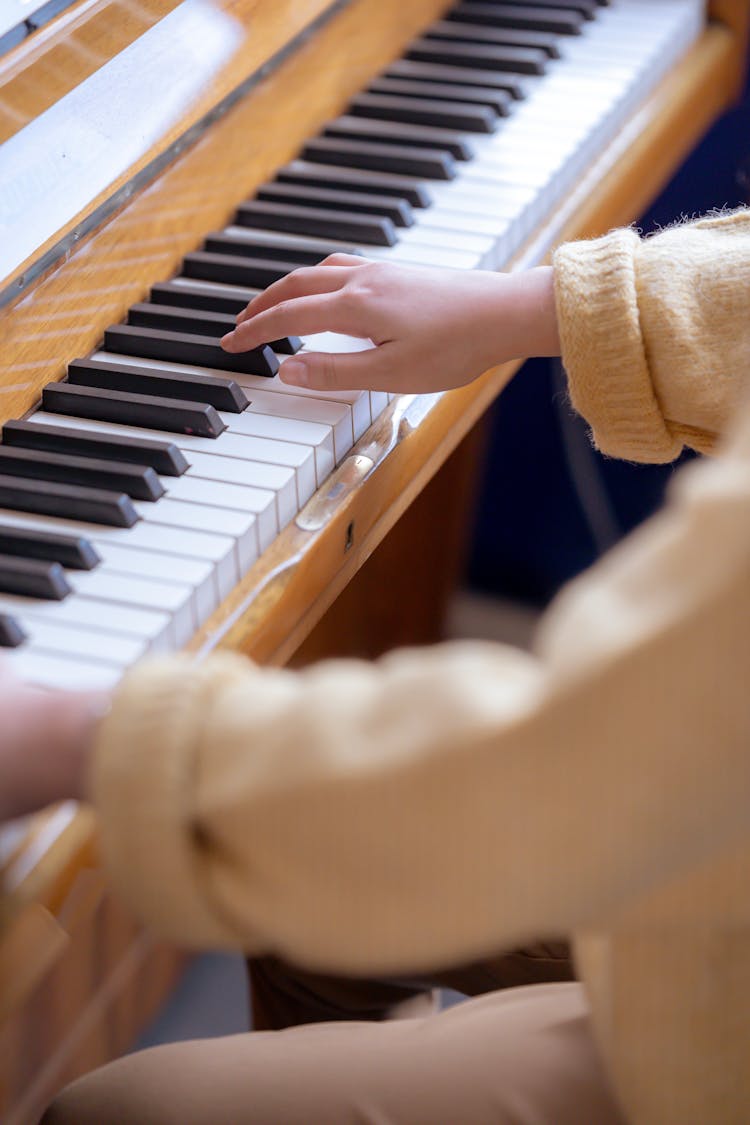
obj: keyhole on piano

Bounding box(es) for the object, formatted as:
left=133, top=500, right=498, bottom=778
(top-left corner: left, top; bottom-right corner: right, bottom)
left=345, top=521, right=355, bottom=552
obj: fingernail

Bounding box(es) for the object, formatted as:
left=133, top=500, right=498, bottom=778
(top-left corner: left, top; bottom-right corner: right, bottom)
left=281, top=359, right=308, bottom=385
left=221, top=331, right=236, bottom=352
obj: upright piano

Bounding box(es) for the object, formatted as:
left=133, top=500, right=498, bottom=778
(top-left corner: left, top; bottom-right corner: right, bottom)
left=1, top=0, right=748, bottom=1120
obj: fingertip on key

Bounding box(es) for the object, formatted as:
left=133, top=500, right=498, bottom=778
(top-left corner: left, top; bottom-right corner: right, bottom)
left=280, top=359, right=308, bottom=386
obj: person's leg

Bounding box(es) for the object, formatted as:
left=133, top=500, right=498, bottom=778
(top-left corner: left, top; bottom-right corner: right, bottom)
left=42, top=982, right=625, bottom=1125
left=248, top=942, right=574, bottom=1029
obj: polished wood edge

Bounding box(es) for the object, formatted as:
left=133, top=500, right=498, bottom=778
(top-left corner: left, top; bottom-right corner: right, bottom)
left=708, top=0, right=750, bottom=97
left=0, top=16, right=743, bottom=926
left=0, top=0, right=349, bottom=304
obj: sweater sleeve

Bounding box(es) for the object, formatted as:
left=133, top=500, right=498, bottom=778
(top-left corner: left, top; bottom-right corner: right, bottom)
left=90, top=410, right=750, bottom=974
left=553, top=209, right=750, bottom=462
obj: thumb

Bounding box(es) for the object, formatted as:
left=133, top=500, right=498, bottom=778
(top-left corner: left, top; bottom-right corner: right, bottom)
left=280, top=349, right=381, bottom=392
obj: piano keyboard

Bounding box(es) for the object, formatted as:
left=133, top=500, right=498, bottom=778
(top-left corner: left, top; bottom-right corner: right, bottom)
left=0, top=0, right=704, bottom=689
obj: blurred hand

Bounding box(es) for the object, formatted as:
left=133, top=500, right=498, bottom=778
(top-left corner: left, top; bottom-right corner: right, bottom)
left=221, top=255, right=560, bottom=394
left=0, top=660, right=108, bottom=820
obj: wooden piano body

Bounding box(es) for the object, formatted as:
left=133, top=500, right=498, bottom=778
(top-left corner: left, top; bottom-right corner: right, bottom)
left=1, top=1, right=748, bottom=1120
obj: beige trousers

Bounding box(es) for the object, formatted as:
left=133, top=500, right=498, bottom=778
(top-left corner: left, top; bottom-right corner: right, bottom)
left=41, top=982, right=625, bottom=1124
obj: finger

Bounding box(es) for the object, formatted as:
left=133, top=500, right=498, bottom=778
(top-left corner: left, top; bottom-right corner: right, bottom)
left=279, top=347, right=389, bottom=392
left=318, top=253, right=370, bottom=268
left=223, top=293, right=365, bottom=353
left=235, top=265, right=357, bottom=326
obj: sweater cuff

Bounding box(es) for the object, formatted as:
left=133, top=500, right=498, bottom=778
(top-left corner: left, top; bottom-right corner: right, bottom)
left=553, top=228, right=681, bottom=463
left=90, top=655, right=246, bottom=948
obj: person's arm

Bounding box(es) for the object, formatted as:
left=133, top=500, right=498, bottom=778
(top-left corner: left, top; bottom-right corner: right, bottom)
left=223, top=209, right=750, bottom=461
left=0, top=663, right=107, bottom=821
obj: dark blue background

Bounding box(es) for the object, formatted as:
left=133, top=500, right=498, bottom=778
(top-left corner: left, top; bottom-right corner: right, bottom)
left=466, top=56, right=750, bottom=606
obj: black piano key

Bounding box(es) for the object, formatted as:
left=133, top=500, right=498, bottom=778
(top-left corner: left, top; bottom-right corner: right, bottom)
left=348, top=91, right=498, bottom=134
left=256, top=182, right=415, bottom=227
left=406, top=37, right=548, bottom=76
left=0, top=553, right=71, bottom=601
left=151, top=280, right=257, bottom=315
left=428, top=18, right=562, bottom=56
left=368, top=76, right=514, bottom=117
left=0, top=522, right=100, bottom=570
left=475, top=0, right=598, bottom=16
left=124, top=308, right=297, bottom=365
left=147, top=287, right=304, bottom=352
left=0, top=613, right=26, bottom=648
left=184, top=250, right=311, bottom=289
left=387, top=58, right=527, bottom=98
left=74, top=349, right=249, bottom=414
left=277, top=161, right=433, bottom=207
left=0, top=445, right=164, bottom=502
left=302, top=137, right=457, bottom=181
left=441, top=3, right=584, bottom=35
left=235, top=199, right=398, bottom=246
left=130, top=303, right=237, bottom=337
left=0, top=474, right=138, bottom=529
left=202, top=233, right=327, bottom=264
left=323, top=116, right=474, bottom=162
left=3, top=418, right=188, bottom=476
left=43, top=381, right=227, bottom=439
left=104, top=324, right=279, bottom=379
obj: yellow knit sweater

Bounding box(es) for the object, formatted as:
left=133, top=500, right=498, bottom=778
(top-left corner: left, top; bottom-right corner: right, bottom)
left=92, top=211, right=750, bottom=1124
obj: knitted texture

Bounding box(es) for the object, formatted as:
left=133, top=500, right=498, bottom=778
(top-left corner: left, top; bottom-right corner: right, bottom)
left=553, top=210, right=750, bottom=462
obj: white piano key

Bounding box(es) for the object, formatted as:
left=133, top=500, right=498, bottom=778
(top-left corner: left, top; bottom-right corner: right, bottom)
left=68, top=568, right=197, bottom=645
left=0, top=590, right=173, bottom=650
left=240, top=388, right=354, bottom=462
left=132, top=496, right=259, bottom=573
left=164, top=475, right=278, bottom=551
left=94, top=541, right=217, bottom=624
left=182, top=450, right=298, bottom=530
left=29, top=411, right=318, bottom=509
left=5, top=647, right=123, bottom=691
left=372, top=240, right=481, bottom=269
left=220, top=409, right=334, bottom=485
left=369, top=390, right=390, bottom=418
left=17, top=617, right=148, bottom=666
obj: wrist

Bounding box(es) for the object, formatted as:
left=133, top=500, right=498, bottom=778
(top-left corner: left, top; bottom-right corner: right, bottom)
left=483, top=266, right=560, bottom=367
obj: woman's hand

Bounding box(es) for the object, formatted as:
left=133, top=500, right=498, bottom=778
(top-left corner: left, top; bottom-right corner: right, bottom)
left=221, top=255, right=560, bottom=394
left=0, top=660, right=108, bottom=820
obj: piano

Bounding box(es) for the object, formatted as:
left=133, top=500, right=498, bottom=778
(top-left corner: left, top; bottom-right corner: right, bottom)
left=0, top=0, right=747, bottom=1120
